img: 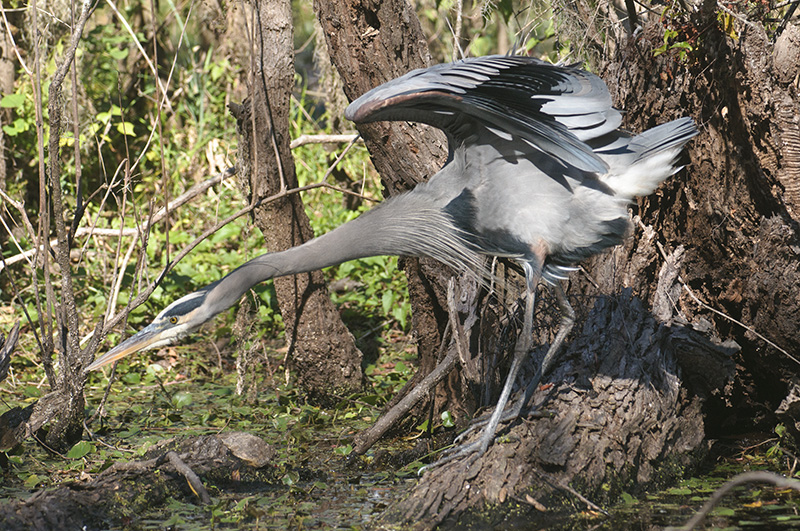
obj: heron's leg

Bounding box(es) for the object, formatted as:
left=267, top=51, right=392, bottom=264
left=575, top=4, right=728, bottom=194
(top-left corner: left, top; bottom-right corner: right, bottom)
left=472, top=285, right=537, bottom=454
left=513, top=281, right=575, bottom=417
left=453, top=282, right=574, bottom=442
left=426, top=286, right=537, bottom=469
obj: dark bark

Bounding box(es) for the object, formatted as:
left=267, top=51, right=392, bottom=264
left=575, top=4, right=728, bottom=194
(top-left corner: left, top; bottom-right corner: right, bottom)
left=386, top=291, right=731, bottom=528
left=600, top=19, right=800, bottom=437
left=229, top=0, right=362, bottom=399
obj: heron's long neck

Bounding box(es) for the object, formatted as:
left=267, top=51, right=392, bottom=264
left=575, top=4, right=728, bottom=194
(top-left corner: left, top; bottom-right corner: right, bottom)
left=204, top=190, right=477, bottom=315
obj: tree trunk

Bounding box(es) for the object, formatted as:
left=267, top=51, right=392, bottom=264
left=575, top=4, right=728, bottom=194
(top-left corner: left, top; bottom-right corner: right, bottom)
left=0, top=12, right=14, bottom=194
left=389, top=13, right=800, bottom=531
left=314, top=0, right=478, bottom=429
left=603, top=19, right=800, bottom=437
left=315, top=0, right=800, bottom=526
left=228, top=0, right=362, bottom=400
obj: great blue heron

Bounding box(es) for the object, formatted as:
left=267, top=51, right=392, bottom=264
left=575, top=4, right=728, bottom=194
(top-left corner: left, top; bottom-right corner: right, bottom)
left=87, top=55, right=697, bottom=461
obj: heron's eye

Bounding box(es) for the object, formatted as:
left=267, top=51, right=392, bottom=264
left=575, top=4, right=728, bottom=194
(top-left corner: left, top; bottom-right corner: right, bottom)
left=169, top=316, right=179, bottom=325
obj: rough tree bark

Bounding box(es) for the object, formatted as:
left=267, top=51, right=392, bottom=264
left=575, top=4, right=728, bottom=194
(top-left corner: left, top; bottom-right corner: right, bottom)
left=228, top=0, right=362, bottom=399
left=607, top=18, right=800, bottom=437
left=315, top=0, right=800, bottom=527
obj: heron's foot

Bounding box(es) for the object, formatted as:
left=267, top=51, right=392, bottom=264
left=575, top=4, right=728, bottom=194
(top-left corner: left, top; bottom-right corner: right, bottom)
left=452, top=403, right=522, bottom=446
left=453, top=386, right=552, bottom=446
left=422, top=399, right=525, bottom=474
left=419, top=433, right=490, bottom=474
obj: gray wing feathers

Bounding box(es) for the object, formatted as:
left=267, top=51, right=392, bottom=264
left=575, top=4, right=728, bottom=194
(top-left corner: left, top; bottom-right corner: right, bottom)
left=345, top=55, right=622, bottom=174
left=629, top=117, right=698, bottom=162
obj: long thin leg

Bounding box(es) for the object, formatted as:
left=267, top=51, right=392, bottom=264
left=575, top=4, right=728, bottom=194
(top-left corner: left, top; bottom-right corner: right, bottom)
left=425, top=286, right=537, bottom=469
left=515, top=281, right=575, bottom=416
left=473, top=286, right=536, bottom=454
left=451, top=281, right=575, bottom=443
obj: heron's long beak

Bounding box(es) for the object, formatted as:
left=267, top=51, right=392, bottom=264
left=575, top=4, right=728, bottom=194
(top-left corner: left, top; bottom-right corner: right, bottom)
left=86, top=323, right=166, bottom=371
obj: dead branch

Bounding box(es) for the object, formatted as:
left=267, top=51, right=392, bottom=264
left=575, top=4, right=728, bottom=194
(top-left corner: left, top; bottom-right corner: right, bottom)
left=164, top=451, right=212, bottom=504
left=0, top=322, right=20, bottom=384
left=290, top=133, right=360, bottom=148
left=672, top=471, right=800, bottom=530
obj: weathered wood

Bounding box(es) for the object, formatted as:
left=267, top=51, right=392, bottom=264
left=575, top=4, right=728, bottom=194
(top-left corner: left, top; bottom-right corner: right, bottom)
left=385, top=289, right=735, bottom=528
left=230, top=0, right=363, bottom=399
left=601, top=19, right=800, bottom=438
left=0, top=432, right=275, bottom=530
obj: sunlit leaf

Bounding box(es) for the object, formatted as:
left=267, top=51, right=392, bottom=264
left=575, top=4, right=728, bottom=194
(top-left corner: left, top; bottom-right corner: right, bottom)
left=67, top=440, right=95, bottom=459
left=172, top=391, right=193, bottom=409
left=440, top=410, right=454, bottom=428
left=117, top=121, right=135, bottom=136
left=0, top=93, right=25, bottom=108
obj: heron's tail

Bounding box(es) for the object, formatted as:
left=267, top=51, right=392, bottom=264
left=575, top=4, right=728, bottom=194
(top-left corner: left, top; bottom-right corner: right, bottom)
left=602, top=117, right=698, bottom=199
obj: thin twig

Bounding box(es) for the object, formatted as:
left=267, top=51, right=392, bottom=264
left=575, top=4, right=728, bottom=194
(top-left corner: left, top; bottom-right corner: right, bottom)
left=351, top=283, right=461, bottom=455
left=164, top=451, right=212, bottom=504
left=105, top=0, right=174, bottom=114
left=672, top=471, right=800, bottom=530
left=290, top=133, right=360, bottom=149
left=535, top=469, right=608, bottom=514
left=0, top=3, right=32, bottom=75
left=0, top=168, right=235, bottom=272
left=717, top=1, right=762, bottom=32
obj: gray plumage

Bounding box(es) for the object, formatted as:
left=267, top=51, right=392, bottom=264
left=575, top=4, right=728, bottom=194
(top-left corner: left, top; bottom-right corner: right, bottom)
left=87, top=56, right=697, bottom=461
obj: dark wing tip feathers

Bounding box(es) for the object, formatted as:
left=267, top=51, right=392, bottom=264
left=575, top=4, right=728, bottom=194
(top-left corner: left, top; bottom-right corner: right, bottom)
left=346, top=55, right=617, bottom=173
left=347, top=90, right=463, bottom=123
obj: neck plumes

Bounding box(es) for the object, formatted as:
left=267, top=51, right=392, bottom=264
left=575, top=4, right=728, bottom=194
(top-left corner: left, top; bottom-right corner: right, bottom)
left=203, top=191, right=481, bottom=318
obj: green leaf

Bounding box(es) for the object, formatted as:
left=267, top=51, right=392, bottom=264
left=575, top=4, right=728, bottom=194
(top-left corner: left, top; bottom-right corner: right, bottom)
left=0, top=93, right=25, bottom=108
left=333, top=444, right=353, bottom=456
left=440, top=410, right=454, bottom=428
left=67, top=440, right=95, bottom=459
left=122, top=372, right=140, bottom=385
left=23, top=385, right=42, bottom=398
left=108, top=47, right=129, bottom=60
left=23, top=474, right=42, bottom=488
left=117, top=121, right=135, bottom=136
left=381, top=290, right=395, bottom=315
left=3, top=118, right=30, bottom=137
left=172, top=391, right=193, bottom=409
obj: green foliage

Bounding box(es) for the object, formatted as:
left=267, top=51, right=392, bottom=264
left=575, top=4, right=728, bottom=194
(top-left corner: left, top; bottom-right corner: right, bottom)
left=66, top=440, right=96, bottom=459
left=0, top=0, right=599, bottom=528
left=653, top=27, right=694, bottom=61
left=418, top=0, right=561, bottom=62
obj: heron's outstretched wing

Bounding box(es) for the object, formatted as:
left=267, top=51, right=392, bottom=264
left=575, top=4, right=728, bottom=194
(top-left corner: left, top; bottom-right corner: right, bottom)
left=345, top=55, right=621, bottom=174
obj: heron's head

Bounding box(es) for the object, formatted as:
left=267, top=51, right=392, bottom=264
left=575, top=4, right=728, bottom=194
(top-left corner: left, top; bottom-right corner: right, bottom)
left=87, top=287, right=216, bottom=371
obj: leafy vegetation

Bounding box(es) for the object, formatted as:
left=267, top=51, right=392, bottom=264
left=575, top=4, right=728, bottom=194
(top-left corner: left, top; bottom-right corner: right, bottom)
left=1, top=0, right=798, bottom=528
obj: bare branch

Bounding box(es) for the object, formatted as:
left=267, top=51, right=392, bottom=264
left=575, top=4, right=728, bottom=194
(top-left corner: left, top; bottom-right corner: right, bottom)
left=673, top=471, right=800, bottom=530
left=0, top=168, right=236, bottom=272
left=290, top=133, right=360, bottom=148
